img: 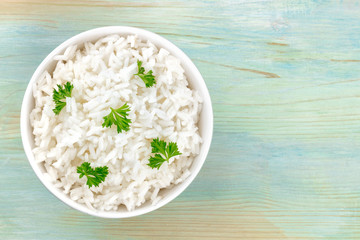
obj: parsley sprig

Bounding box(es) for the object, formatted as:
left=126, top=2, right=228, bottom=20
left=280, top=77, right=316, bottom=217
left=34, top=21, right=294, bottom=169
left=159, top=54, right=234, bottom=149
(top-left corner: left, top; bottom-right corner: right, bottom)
left=102, top=103, right=131, bottom=133
left=134, top=60, right=156, bottom=88
left=52, top=82, right=74, bottom=115
left=147, top=138, right=182, bottom=169
left=77, top=162, right=109, bottom=188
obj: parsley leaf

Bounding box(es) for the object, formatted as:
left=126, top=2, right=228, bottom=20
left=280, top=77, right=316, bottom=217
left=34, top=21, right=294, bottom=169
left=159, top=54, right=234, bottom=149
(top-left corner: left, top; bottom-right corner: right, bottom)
left=52, top=82, right=74, bottom=115
left=102, top=103, right=131, bottom=133
left=77, top=162, right=109, bottom=188
left=147, top=138, right=182, bottom=169
left=148, top=154, right=166, bottom=170
left=134, top=60, right=156, bottom=88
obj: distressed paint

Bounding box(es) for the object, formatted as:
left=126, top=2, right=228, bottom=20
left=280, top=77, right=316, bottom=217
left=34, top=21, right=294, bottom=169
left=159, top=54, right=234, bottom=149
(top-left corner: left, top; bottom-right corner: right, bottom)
left=1, top=0, right=360, bottom=239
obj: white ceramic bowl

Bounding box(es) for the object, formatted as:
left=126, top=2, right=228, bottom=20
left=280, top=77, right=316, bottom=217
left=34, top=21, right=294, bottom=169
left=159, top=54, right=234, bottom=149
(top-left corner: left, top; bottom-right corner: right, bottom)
left=21, top=26, right=213, bottom=218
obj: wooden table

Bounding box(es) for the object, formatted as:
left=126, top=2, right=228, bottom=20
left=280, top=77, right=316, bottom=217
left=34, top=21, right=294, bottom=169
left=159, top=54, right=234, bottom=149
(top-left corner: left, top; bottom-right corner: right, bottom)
left=1, top=0, right=360, bottom=239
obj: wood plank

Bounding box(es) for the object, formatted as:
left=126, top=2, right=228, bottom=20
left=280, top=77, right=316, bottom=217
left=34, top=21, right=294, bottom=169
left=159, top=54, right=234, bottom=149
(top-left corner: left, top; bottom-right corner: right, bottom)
left=1, top=0, right=360, bottom=239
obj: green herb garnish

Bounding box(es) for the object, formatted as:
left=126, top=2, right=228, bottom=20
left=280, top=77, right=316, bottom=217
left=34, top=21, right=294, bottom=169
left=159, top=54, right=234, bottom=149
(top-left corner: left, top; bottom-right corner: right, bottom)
left=52, top=82, right=74, bottom=115
left=77, top=162, right=109, bottom=188
left=134, top=60, right=156, bottom=88
left=147, top=138, right=182, bottom=169
left=102, top=103, right=131, bottom=133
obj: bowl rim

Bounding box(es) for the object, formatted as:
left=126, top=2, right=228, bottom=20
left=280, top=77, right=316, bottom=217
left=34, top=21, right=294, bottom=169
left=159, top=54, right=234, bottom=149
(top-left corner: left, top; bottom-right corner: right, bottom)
left=20, top=26, right=213, bottom=218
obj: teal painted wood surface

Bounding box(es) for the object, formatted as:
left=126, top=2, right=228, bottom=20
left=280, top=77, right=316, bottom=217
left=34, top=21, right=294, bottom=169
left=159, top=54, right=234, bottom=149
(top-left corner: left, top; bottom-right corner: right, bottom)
left=1, top=0, right=360, bottom=239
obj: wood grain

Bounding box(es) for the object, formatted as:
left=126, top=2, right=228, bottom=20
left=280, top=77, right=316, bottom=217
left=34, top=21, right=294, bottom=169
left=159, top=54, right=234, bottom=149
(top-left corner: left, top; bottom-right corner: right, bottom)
left=1, top=0, right=360, bottom=239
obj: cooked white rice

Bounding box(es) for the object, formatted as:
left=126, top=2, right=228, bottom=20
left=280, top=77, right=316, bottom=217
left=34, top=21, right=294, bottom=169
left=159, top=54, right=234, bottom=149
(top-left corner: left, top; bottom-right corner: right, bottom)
left=30, top=34, right=202, bottom=211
